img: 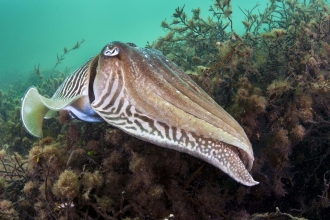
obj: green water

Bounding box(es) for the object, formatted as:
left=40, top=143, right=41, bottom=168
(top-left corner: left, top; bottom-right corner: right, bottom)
left=1, top=1, right=330, bottom=219
left=0, top=0, right=266, bottom=91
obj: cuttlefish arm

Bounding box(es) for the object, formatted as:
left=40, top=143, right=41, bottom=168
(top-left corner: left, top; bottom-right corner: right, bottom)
left=21, top=56, right=103, bottom=138
left=92, top=42, right=258, bottom=186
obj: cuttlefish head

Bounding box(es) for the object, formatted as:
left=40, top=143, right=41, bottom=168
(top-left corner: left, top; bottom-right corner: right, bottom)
left=21, top=41, right=258, bottom=186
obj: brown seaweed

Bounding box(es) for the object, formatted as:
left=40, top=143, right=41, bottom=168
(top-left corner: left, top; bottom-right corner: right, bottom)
left=1, top=0, right=330, bottom=219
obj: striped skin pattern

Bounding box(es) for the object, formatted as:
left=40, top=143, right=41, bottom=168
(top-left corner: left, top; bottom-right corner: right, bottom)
left=52, top=58, right=91, bottom=100
left=50, top=56, right=102, bottom=122
left=20, top=56, right=102, bottom=138
left=21, top=41, right=258, bottom=186
left=91, top=42, right=258, bottom=186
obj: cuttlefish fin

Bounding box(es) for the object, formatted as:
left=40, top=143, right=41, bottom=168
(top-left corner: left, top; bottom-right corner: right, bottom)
left=21, top=87, right=82, bottom=138
left=44, top=110, right=57, bottom=119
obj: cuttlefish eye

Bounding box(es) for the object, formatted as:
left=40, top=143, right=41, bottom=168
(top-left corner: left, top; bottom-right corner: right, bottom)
left=104, top=46, right=120, bottom=57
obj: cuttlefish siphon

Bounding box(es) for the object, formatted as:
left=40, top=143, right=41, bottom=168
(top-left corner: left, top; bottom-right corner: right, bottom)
left=21, top=41, right=259, bottom=186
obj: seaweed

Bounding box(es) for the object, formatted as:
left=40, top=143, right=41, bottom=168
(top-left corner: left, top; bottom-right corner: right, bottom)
left=1, top=0, right=330, bottom=219
left=151, top=0, right=330, bottom=218
left=51, top=39, right=85, bottom=78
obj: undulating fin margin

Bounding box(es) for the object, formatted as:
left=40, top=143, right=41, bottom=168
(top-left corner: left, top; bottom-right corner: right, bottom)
left=21, top=86, right=82, bottom=138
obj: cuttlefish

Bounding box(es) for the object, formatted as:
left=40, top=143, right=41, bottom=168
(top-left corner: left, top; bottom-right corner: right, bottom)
left=21, top=41, right=259, bottom=186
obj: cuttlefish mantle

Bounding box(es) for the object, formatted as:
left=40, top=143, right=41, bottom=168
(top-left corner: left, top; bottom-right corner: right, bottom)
left=21, top=41, right=259, bottom=186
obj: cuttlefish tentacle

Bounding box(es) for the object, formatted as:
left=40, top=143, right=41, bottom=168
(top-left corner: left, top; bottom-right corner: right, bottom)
left=21, top=41, right=258, bottom=186
left=91, top=42, right=258, bottom=186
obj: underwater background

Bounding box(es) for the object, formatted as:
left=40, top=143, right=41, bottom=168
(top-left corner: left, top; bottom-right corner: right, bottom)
left=0, top=0, right=267, bottom=91
left=1, top=0, right=330, bottom=219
